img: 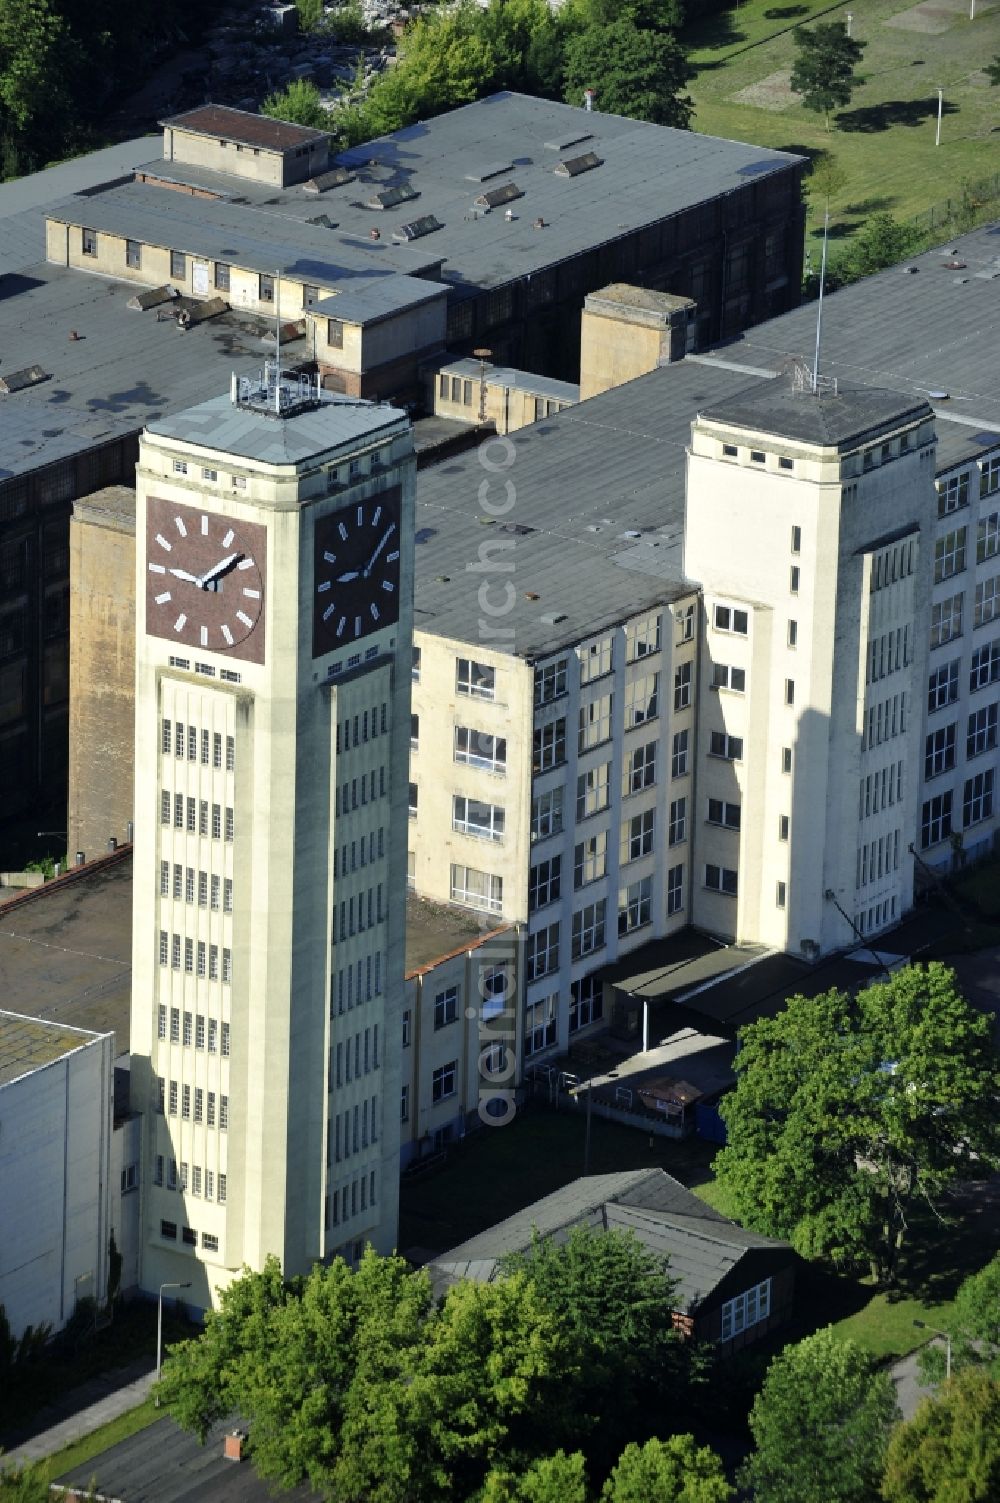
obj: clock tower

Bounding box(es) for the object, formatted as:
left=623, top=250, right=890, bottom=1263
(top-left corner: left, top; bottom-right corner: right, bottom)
left=131, top=366, right=414, bottom=1305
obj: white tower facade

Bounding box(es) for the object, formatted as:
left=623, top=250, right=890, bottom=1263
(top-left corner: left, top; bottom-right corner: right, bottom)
left=131, top=370, right=413, bottom=1306
left=684, top=379, right=938, bottom=956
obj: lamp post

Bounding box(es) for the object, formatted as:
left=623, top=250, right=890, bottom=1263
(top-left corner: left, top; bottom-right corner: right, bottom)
left=156, top=1281, right=192, bottom=1399
left=935, top=88, right=944, bottom=147
left=913, top=1319, right=952, bottom=1379
left=846, top=11, right=853, bottom=36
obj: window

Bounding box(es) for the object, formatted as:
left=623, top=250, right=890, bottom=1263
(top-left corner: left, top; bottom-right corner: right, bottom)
left=750, top=450, right=765, bottom=465
left=457, top=658, right=495, bottom=699
left=450, top=864, right=503, bottom=914
left=259, top=273, right=275, bottom=303
left=225, top=807, right=234, bottom=841
left=578, top=635, right=613, bottom=684
left=666, top=863, right=684, bottom=916
left=432, top=1061, right=457, bottom=1103
left=621, top=809, right=654, bottom=864
left=160, top=1220, right=177, bottom=1241
left=579, top=760, right=612, bottom=816
left=534, top=718, right=566, bottom=772
left=529, top=856, right=561, bottom=911
left=182, top=1010, right=193, bottom=1045
left=705, top=865, right=738, bottom=896
left=579, top=693, right=613, bottom=751
left=203, top=1233, right=219, bottom=1253
left=626, top=613, right=661, bottom=662
left=170, top=249, right=186, bottom=279
left=218, top=1175, right=227, bottom=1204
left=787, top=620, right=798, bottom=648
left=928, top=659, right=960, bottom=711
left=434, top=987, right=459, bottom=1029
left=668, top=797, right=686, bottom=845
left=623, top=743, right=655, bottom=796
left=159, top=931, right=168, bottom=965
left=791, top=525, right=801, bottom=553
left=676, top=604, right=695, bottom=644
left=326, top=316, right=345, bottom=348
left=921, top=792, right=953, bottom=849
left=570, top=976, right=602, bottom=1033
left=168, top=1079, right=178, bottom=1114
left=401, top=1084, right=410, bottom=1122
left=625, top=673, right=659, bottom=726
left=534, top=658, right=568, bottom=705
left=526, top=922, right=560, bottom=981
left=924, top=723, right=957, bottom=779
left=618, top=876, right=652, bottom=935
left=402, top=1009, right=411, bottom=1047
left=712, top=664, right=746, bottom=693
left=967, top=704, right=998, bottom=759
left=785, top=679, right=795, bottom=706
left=930, top=595, right=963, bottom=649
left=671, top=729, right=689, bottom=780
left=455, top=726, right=506, bottom=772
left=790, top=566, right=800, bottom=594
left=709, top=731, right=743, bottom=761
left=412, top=645, right=421, bottom=680
left=779, top=815, right=789, bottom=841
left=215, top=261, right=230, bottom=291
left=708, top=799, right=741, bottom=829
left=978, top=511, right=1000, bottom=566
left=574, top=831, right=607, bottom=888
left=720, top=1280, right=771, bottom=1342
left=453, top=796, right=505, bottom=842
left=126, top=239, right=141, bottom=269
left=571, top=900, right=606, bottom=960
left=220, top=1094, right=229, bottom=1129
left=975, top=576, right=1000, bottom=629
left=408, top=781, right=418, bottom=817
left=937, top=472, right=970, bottom=516
left=524, top=995, right=557, bottom=1056
left=970, top=641, right=1000, bottom=692
left=722, top=443, right=737, bottom=458
left=779, top=456, right=794, bottom=472
left=714, top=605, right=749, bottom=635
left=964, top=770, right=994, bottom=827
left=531, top=786, right=564, bottom=841
left=934, top=528, right=967, bottom=583
left=170, top=1007, right=180, bottom=1043
left=980, top=456, right=1000, bottom=497
left=781, top=746, right=792, bottom=773
left=212, top=803, right=221, bottom=839
left=82, top=228, right=97, bottom=256
left=673, top=662, right=692, bottom=711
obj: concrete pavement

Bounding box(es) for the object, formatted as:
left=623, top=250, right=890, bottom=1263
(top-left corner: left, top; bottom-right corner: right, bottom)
left=3, top=1356, right=157, bottom=1467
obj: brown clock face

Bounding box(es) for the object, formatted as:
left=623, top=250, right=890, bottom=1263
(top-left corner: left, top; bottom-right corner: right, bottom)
left=312, top=486, right=402, bottom=658
left=145, top=496, right=267, bottom=664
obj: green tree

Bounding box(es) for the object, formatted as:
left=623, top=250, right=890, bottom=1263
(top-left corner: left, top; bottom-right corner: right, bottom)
left=789, top=21, right=866, bottom=129
left=260, top=79, right=331, bottom=131
left=741, top=1328, right=898, bottom=1503
left=882, top=1369, right=1000, bottom=1503
left=481, top=1448, right=590, bottom=1502
left=835, top=211, right=923, bottom=282
left=715, top=964, right=1000, bottom=1283
left=806, top=149, right=848, bottom=208
left=562, top=18, right=692, bottom=126
left=984, top=55, right=1000, bottom=85
left=0, top=0, right=75, bottom=146
left=602, top=1436, right=733, bottom=1502
left=919, top=1253, right=1000, bottom=1384
left=295, top=0, right=325, bottom=30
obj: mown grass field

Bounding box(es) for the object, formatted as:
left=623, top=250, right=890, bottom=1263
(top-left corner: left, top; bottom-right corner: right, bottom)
left=684, top=0, right=1000, bottom=258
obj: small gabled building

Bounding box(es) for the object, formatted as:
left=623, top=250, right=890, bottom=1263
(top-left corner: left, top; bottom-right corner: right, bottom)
left=426, top=1166, right=795, bottom=1354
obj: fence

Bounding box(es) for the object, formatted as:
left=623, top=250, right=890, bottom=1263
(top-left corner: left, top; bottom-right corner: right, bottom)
left=906, top=171, right=1000, bottom=238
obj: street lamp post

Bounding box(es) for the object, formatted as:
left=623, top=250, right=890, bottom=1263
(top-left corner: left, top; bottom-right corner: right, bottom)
left=913, top=1319, right=952, bottom=1379
left=846, top=11, right=853, bottom=36
left=156, top=1281, right=192, bottom=1399
left=935, top=88, right=944, bottom=147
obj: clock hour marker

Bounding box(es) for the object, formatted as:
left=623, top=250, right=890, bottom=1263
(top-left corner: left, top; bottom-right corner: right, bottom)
left=222, top=528, right=235, bottom=548
left=236, top=610, right=253, bottom=628
left=387, top=550, right=400, bottom=563
left=336, top=616, right=346, bottom=637
left=155, top=591, right=171, bottom=604
left=155, top=533, right=171, bottom=551
left=354, top=615, right=361, bottom=637
left=373, top=506, right=381, bottom=526
left=381, top=581, right=395, bottom=593
left=370, top=603, right=379, bottom=621
left=323, top=604, right=335, bottom=622
left=338, top=522, right=348, bottom=541
left=318, top=580, right=331, bottom=593
left=323, top=550, right=337, bottom=565
left=173, top=613, right=187, bottom=632
left=357, top=505, right=363, bottom=526
left=201, top=514, right=209, bottom=535
left=237, top=559, right=253, bottom=571
left=221, top=624, right=233, bottom=646
left=243, top=587, right=260, bottom=599
left=175, top=516, right=187, bottom=537
left=148, top=562, right=166, bottom=574
left=200, top=626, right=208, bottom=647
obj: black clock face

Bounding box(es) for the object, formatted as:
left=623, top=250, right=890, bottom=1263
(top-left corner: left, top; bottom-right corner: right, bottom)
left=313, top=486, right=401, bottom=657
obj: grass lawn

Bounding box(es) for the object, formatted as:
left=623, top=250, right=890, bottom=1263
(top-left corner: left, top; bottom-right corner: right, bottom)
left=683, top=0, right=1000, bottom=258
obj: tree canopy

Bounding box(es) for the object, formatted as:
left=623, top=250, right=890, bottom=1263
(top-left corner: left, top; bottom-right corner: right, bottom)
left=715, top=964, right=1000, bottom=1282
left=835, top=211, right=923, bottom=283
left=789, top=21, right=866, bottom=128
left=882, top=1369, right=1000, bottom=1503
left=261, top=79, right=332, bottom=131
left=561, top=21, right=693, bottom=127
left=740, top=1327, right=898, bottom=1503
left=918, top=1252, right=1000, bottom=1385
left=601, top=1436, right=733, bottom=1502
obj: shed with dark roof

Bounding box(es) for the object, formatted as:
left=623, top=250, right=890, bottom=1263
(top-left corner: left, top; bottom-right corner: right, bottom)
left=161, top=104, right=331, bottom=189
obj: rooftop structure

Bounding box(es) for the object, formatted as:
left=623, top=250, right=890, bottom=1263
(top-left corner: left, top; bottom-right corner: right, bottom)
left=404, top=891, right=497, bottom=975
left=0, top=1009, right=104, bottom=1087
left=162, top=104, right=331, bottom=154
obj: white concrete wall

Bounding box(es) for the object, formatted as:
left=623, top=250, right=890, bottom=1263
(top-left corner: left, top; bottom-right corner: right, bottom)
left=0, top=1030, right=113, bottom=1338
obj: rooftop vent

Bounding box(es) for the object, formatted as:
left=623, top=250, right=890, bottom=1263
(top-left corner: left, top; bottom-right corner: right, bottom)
left=554, top=151, right=603, bottom=178
left=465, top=162, right=513, bottom=183
left=392, top=214, right=443, bottom=243
left=539, top=611, right=568, bottom=625
left=928, top=390, right=949, bottom=401
left=307, top=213, right=336, bottom=228
left=0, top=364, right=49, bottom=394
left=543, top=131, right=593, bottom=151
left=365, top=183, right=418, bottom=211
left=619, top=529, right=642, bottom=540
left=302, top=167, right=355, bottom=194
left=500, top=522, right=535, bottom=536
left=475, top=181, right=523, bottom=210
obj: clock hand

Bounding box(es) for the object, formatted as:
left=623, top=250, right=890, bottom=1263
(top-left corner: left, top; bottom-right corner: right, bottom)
left=334, top=571, right=360, bottom=584
left=168, top=567, right=202, bottom=585
left=363, top=526, right=395, bottom=579
left=198, top=552, right=241, bottom=587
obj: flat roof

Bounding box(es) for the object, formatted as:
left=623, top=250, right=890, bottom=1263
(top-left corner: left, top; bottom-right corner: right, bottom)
left=145, top=387, right=409, bottom=465
left=162, top=104, right=330, bottom=153
left=0, top=1009, right=105, bottom=1086
left=699, top=383, right=932, bottom=449
left=439, top=357, right=579, bottom=404
left=0, top=853, right=133, bottom=1051
left=314, top=273, right=449, bottom=325
left=72, top=483, right=137, bottom=532
left=405, top=892, right=509, bottom=975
